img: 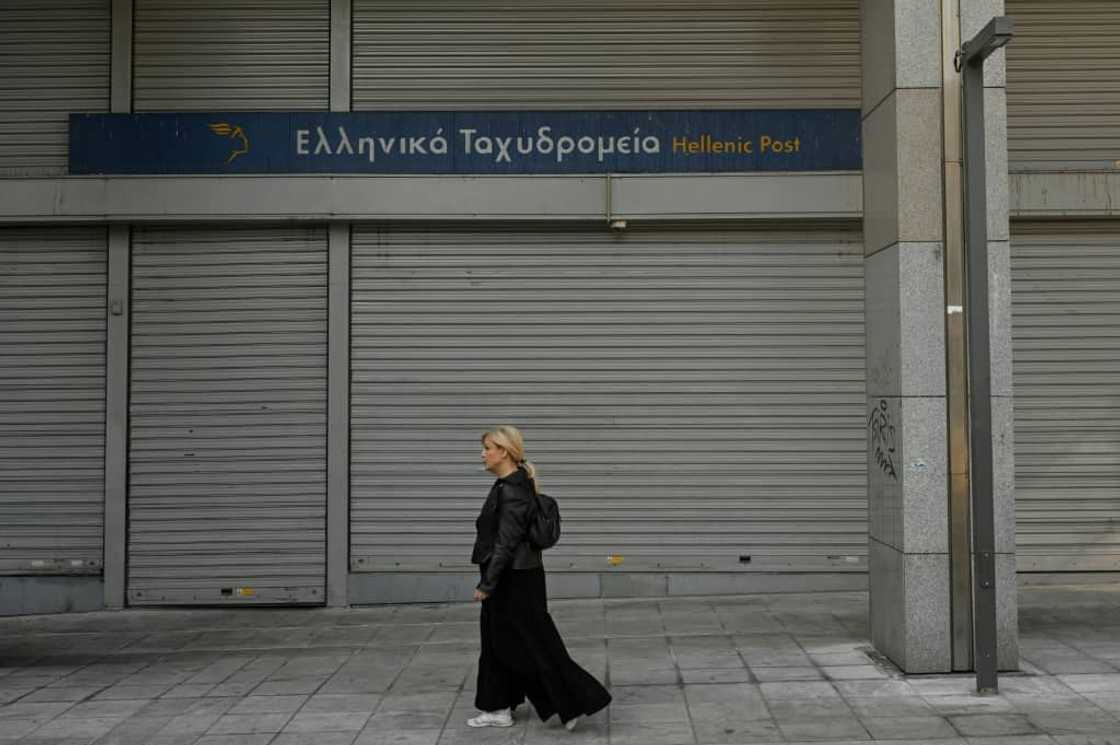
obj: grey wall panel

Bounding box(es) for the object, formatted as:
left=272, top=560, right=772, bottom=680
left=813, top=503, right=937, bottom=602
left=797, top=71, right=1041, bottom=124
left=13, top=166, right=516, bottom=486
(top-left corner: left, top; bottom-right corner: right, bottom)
left=1012, top=221, right=1120, bottom=571
left=1007, top=1, right=1120, bottom=170
left=128, top=226, right=328, bottom=604
left=0, top=1, right=110, bottom=176
left=353, top=1, right=860, bottom=110
left=350, top=223, right=867, bottom=578
left=133, top=0, right=330, bottom=111
left=0, top=228, right=107, bottom=575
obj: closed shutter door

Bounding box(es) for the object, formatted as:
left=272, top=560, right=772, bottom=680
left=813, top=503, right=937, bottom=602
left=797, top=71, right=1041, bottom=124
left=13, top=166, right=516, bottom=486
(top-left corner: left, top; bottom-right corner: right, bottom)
left=1012, top=222, right=1120, bottom=571
left=1006, top=0, right=1120, bottom=169
left=128, top=226, right=328, bottom=605
left=0, top=0, right=110, bottom=176
left=350, top=224, right=867, bottom=577
left=0, top=228, right=106, bottom=575
left=133, top=0, right=329, bottom=111
left=353, top=1, right=860, bottom=110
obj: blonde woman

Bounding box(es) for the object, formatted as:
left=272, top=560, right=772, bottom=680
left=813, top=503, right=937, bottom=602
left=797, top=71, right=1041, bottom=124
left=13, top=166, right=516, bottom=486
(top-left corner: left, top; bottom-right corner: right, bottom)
left=467, top=425, right=611, bottom=730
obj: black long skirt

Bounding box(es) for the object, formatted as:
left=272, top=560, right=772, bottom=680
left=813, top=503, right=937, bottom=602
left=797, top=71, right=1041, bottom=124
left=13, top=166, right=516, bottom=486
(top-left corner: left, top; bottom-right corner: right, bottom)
left=476, top=565, right=611, bottom=724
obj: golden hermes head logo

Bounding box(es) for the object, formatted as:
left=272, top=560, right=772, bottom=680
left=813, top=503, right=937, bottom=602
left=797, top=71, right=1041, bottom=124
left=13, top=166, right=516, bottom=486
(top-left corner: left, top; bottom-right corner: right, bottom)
left=207, top=122, right=249, bottom=164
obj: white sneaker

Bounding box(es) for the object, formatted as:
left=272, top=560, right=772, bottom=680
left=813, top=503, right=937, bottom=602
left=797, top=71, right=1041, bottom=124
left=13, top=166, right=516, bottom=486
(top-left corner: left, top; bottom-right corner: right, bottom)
left=467, top=708, right=514, bottom=728
left=564, top=715, right=581, bottom=732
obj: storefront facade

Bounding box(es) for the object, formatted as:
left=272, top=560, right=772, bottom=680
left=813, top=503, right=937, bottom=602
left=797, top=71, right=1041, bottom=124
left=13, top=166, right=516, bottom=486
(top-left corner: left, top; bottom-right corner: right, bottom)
left=1, top=0, right=1117, bottom=673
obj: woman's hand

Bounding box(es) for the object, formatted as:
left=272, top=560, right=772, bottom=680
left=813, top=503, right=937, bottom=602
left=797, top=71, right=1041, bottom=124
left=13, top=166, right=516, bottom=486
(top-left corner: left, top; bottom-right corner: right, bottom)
left=473, top=589, right=489, bottom=602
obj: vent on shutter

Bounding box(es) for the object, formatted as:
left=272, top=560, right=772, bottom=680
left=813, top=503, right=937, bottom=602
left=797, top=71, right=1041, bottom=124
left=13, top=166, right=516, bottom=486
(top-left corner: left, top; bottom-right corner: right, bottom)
left=350, top=223, right=867, bottom=576
left=128, top=226, right=328, bottom=604
left=0, top=0, right=110, bottom=176
left=0, top=228, right=107, bottom=575
left=133, top=0, right=330, bottom=111
left=1006, top=0, right=1120, bottom=169
left=353, top=1, right=861, bottom=110
left=1012, top=222, right=1120, bottom=571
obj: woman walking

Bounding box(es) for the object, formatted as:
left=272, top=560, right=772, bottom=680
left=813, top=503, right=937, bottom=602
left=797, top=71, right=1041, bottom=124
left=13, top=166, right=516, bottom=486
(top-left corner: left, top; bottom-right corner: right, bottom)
left=468, top=425, right=611, bottom=730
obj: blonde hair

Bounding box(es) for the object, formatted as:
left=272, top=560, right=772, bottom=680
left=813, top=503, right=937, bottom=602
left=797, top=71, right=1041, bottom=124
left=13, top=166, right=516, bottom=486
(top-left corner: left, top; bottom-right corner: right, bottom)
left=482, top=425, right=540, bottom=493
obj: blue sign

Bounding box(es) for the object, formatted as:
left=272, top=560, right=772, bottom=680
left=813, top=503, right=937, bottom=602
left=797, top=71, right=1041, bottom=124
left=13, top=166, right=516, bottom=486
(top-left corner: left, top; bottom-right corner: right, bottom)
left=70, top=110, right=861, bottom=175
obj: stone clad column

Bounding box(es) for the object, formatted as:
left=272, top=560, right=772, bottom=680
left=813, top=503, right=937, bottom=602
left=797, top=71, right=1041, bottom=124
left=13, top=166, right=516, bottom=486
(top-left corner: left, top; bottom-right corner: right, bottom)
left=861, top=0, right=951, bottom=672
left=861, top=0, right=1018, bottom=673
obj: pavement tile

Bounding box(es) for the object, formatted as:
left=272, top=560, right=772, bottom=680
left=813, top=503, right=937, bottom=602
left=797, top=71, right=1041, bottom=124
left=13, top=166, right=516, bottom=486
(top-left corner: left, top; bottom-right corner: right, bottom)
left=284, top=711, right=373, bottom=732
left=0, top=718, right=43, bottom=738
left=776, top=716, right=870, bottom=741
left=948, top=713, right=1039, bottom=737
left=1050, top=735, right=1120, bottom=745
left=606, top=719, right=694, bottom=745
left=272, top=733, right=360, bottom=745
left=0, top=701, right=76, bottom=720
left=767, top=697, right=854, bottom=720
left=251, top=677, right=326, bottom=696
left=1026, top=711, right=1120, bottom=735
left=90, top=716, right=175, bottom=744
left=352, top=728, right=442, bottom=745
left=861, top=715, right=958, bottom=739
left=823, top=665, right=890, bottom=681
left=1060, top=676, right=1120, bottom=694
left=691, top=717, right=783, bottom=744
left=760, top=681, right=842, bottom=700
left=366, top=710, right=448, bottom=730
left=30, top=716, right=121, bottom=739
left=208, top=712, right=292, bottom=734
left=608, top=701, right=690, bottom=723
left=922, top=693, right=1016, bottom=714
left=750, top=666, right=823, bottom=682
left=688, top=701, right=772, bottom=722
left=22, top=688, right=104, bottom=703
left=301, top=693, right=381, bottom=712
left=846, top=696, right=934, bottom=718
left=229, top=694, right=308, bottom=714
left=610, top=685, right=684, bottom=706
left=194, top=736, right=274, bottom=745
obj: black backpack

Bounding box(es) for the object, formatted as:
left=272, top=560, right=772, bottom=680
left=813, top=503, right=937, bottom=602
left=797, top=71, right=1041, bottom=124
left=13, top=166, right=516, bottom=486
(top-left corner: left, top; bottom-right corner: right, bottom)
left=527, top=491, right=561, bottom=550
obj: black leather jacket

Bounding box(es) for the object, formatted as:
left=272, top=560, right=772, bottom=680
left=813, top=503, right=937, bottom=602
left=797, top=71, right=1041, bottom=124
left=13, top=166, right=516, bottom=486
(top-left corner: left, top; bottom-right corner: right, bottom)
left=471, top=467, right=543, bottom=594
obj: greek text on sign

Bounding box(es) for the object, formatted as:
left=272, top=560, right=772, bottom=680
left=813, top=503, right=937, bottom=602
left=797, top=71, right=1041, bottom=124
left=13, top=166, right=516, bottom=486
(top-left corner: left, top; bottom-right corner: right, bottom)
left=69, top=110, right=861, bottom=175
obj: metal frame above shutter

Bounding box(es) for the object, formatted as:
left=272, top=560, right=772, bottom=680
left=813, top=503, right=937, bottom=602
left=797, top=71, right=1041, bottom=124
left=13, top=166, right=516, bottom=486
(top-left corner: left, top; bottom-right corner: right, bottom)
left=133, top=0, right=330, bottom=111
left=128, top=225, right=328, bottom=605
left=350, top=223, right=867, bottom=577
left=0, top=0, right=110, bottom=176
left=1007, top=0, right=1120, bottom=170
left=1012, top=221, right=1120, bottom=572
left=0, top=227, right=107, bottom=576
left=353, top=1, right=861, bottom=110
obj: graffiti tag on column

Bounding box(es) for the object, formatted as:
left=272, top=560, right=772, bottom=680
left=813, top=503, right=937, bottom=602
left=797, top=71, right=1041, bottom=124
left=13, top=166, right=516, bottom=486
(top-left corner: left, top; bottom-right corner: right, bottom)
left=868, top=399, right=898, bottom=480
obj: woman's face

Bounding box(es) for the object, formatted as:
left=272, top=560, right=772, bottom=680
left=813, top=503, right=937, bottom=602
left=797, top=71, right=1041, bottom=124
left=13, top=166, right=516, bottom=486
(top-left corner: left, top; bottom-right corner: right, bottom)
left=481, top=437, right=511, bottom=474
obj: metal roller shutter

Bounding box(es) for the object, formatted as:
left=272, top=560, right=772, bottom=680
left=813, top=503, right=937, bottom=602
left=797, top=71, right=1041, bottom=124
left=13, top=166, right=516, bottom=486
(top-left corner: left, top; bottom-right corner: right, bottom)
left=0, top=0, right=110, bottom=176
left=0, top=228, right=107, bottom=575
left=350, top=224, right=867, bottom=577
left=1012, top=221, right=1120, bottom=571
left=1006, top=0, right=1120, bottom=169
left=353, top=0, right=860, bottom=110
left=128, top=226, right=328, bottom=605
left=133, top=0, right=330, bottom=111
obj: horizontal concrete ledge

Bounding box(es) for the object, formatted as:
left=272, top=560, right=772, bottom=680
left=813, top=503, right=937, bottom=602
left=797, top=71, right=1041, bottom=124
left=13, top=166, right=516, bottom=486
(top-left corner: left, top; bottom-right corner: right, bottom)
left=349, top=572, right=869, bottom=605
left=1012, top=171, right=1120, bottom=218
left=0, top=172, right=862, bottom=223
left=0, top=576, right=104, bottom=617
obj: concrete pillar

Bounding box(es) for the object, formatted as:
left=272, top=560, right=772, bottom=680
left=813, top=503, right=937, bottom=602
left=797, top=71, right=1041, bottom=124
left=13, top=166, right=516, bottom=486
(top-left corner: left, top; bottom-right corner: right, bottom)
left=862, top=0, right=950, bottom=673
left=861, top=0, right=1018, bottom=673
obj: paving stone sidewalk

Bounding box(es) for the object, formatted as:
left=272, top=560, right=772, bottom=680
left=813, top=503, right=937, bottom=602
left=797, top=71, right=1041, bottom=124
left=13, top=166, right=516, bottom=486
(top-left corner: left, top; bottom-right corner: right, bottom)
left=1, top=583, right=1119, bottom=744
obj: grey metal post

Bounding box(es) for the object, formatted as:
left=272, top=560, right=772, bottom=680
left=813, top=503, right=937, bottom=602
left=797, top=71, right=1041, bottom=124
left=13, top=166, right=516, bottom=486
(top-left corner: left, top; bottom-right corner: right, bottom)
left=958, top=15, right=1013, bottom=694
left=104, top=0, right=133, bottom=609
left=103, top=227, right=130, bottom=608
left=327, top=224, right=351, bottom=607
